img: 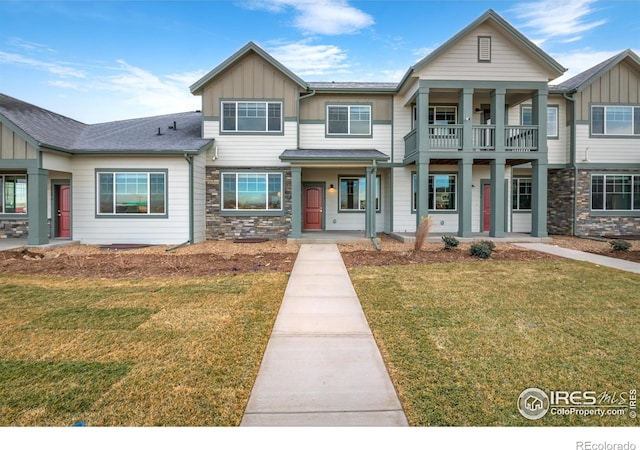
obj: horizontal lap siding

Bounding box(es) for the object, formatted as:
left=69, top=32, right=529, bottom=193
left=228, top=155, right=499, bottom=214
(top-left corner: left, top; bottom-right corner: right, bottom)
left=392, top=167, right=415, bottom=232
left=394, top=96, right=413, bottom=164
left=71, top=156, right=190, bottom=245
left=42, top=152, right=73, bottom=172
left=192, top=152, right=207, bottom=243
left=299, top=124, right=392, bottom=155
left=576, top=125, right=640, bottom=163
left=512, top=213, right=532, bottom=233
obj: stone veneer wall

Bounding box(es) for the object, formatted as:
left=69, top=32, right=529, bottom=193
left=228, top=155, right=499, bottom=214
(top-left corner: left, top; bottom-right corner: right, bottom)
left=0, top=219, right=52, bottom=239
left=547, top=168, right=575, bottom=235
left=205, top=167, right=292, bottom=240
left=575, top=169, right=640, bottom=237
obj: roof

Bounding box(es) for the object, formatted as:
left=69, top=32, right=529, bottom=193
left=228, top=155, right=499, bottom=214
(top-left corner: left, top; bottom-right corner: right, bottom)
left=551, top=49, right=640, bottom=93
left=307, top=81, right=397, bottom=92
left=398, top=9, right=566, bottom=89
left=279, top=148, right=389, bottom=163
left=0, top=93, right=212, bottom=154
left=190, top=41, right=307, bottom=94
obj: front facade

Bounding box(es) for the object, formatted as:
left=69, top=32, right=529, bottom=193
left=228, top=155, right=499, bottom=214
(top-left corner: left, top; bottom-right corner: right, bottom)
left=1, top=10, right=638, bottom=245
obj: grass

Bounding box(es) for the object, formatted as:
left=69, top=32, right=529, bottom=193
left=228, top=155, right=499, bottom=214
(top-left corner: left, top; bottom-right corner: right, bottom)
left=0, top=273, right=287, bottom=426
left=349, top=260, right=640, bottom=426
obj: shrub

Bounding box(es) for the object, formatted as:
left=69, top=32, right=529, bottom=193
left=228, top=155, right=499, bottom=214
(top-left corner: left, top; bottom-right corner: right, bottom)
left=414, top=217, right=432, bottom=252
left=469, top=240, right=494, bottom=259
left=442, top=235, right=459, bottom=250
left=609, top=239, right=631, bottom=252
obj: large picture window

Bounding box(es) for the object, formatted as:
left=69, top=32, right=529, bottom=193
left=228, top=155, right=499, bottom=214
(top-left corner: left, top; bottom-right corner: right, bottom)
left=339, top=176, right=380, bottom=212
left=222, top=172, right=282, bottom=211
left=521, top=106, right=559, bottom=137
left=591, top=105, right=640, bottom=136
left=0, top=175, right=27, bottom=214
left=327, top=105, right=371, bottom=136
left=512, top=178, right=532, bottom=211
left=412, top=174, right=457, bottom=211
left=591, top=174, right=640, bottom=211
left=97, top=172, right=166, bottom=215
left=222, top=101, right=282, bottom=132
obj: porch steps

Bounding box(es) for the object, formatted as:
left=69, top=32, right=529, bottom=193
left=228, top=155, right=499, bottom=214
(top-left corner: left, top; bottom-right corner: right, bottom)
left=388, top=232, right=553, bottom=244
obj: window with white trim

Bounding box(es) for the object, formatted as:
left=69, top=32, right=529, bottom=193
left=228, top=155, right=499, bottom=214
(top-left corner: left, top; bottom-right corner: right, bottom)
left=0, top=175, right=27, bottom=214
left=429, top=106, right=457, bottom=125
left=512, top=178, right=532, bottom=211
left=591, top=174, right=640, bottom=211
left=327, top=105, right=371, bottom=135
left=221, top=101, right=282, bottom=132
left=412, top=174, right=457, bottom=211
left=221, top=172, right=282, bottom=211
left=97, top=172, right=166, bottom=215
left=521, top=106, right=559, bottom=137
left=591, top=105, right=640, bottom=136
left=339, top=176, right=380, bottom=212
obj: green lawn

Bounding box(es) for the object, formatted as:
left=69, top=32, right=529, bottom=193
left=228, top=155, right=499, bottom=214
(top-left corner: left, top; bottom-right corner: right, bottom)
left=0, top=273, right=287, bottom=426
left=349, top=260, right=640, bottom=426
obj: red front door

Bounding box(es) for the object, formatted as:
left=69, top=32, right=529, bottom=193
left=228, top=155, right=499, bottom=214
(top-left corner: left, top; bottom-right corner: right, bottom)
left=303, top=186, right=323, bottom=230
left=482, top=184, right=491, bottom=232
left=57, top=185, right=71, bottom=238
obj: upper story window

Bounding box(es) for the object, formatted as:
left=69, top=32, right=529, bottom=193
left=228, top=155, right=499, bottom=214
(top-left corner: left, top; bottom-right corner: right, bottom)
left=591, top=105, right=640, bottom=136
left=327, top=105, right=371, bottom=136
left=1, top=175, right=27, bottom=214
left=221, top=101, right=282, bottom=132
left=222, top=172, right=282, bottom=211
left=411, top=105, right=458, bottom=130
left=521, top=106, right=558, bottom=137
left=97, top=171, right=166, bottom=215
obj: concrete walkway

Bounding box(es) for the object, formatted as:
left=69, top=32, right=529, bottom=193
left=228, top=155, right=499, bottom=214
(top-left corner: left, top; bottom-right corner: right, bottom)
left=241, top=244, right=408, bottom=426
left=515, top=243, right=640, bottom=274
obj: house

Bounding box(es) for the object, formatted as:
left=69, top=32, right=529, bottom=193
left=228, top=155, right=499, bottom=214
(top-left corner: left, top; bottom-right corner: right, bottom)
left=0, top=9, right=638, bottom=246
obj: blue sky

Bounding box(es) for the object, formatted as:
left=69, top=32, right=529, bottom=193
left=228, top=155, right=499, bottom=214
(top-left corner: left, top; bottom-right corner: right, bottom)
left=1, top=0, right=639, bottom=123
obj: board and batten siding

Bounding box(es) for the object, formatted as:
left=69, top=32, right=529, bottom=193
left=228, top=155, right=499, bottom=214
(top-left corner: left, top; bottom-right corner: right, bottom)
left=299, top=93, right=393, bottom=122
left=416, top=23, right=553, bottom=82
left=575, top=124, right=640, bottom=164
left=298, top=124, right=392, bottom=155
left=71, top=156, right=191, bottom=245
left=200, top=52, right=302, bottom=118
left=1, top=122, right=37, bottom=160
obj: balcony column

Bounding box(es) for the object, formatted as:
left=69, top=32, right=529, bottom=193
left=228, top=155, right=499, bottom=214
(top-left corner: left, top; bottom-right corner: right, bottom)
left=27, top=168, right=49, bottom=245
left=365, top=165, right=377, bottom=238
left=459, top=88, right=474, bottom=151
left=457, top=158, right=473, bottom=237
left=532, top=90, right=548, bottom=153
left=490, top=158, right=506, bottom=238
left=491, top=88, right=506, bottom=152
left=531, top=159, right=548, bottom=237
left=290, top=166, right=302, bottom=238
left=416, top=85, right=430, bottom=151
left=416, top=155, right=430, bottom=229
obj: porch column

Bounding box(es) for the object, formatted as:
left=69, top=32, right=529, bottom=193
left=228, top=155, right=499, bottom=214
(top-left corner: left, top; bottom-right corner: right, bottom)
left=416, top=84, right=430, bottom=151
left=531, top=160, right=548, bottom=237
left=490, top=158, right=505, bottom=238
left=27, top=168, right=49, bottom=245
left=365, top=165, right=377, bottom=238
left=415, top=156, right=430, bottom=229
left=491, top=88, right=506, bottom=152
left=457, top=158, right=473, bottom=237
left=532, top=90, right=548, bottom=153
left=460, top=88, right=474, bottom=151
left=290, top=166, right=302, bottom=238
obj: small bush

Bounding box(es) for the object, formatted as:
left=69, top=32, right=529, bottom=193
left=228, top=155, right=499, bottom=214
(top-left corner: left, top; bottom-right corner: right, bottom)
left=442, top=235, right=459, bottom=250
left=609, top=239, right=631, bottom=252
left=469, top=240, right=494, bottom=259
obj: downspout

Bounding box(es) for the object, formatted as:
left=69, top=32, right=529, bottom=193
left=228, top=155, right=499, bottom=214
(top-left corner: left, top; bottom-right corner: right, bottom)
left=563, top=92, right=579, bottom=237
left=167, top=154, right=194, bottom=252
left=370, top=159, right=381, bottom=251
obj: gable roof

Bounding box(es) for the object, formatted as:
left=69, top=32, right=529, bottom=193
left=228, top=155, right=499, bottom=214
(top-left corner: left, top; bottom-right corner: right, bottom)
left=398, top=9, right=566, bottom=89
left=0, top=93, right=212, bottom=154
left=551, top=49, right=640, bottom=93
left=190, top=41, right=308, bottom=94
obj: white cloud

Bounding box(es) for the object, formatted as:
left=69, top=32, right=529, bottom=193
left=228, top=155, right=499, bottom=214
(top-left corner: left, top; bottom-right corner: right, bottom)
left=267, top=40, right=350, bottom=77
left=0, top=51, right=85, bottom=78
left=511, top=0, right=606, bottom=44
left=244, top=0, right=374, bottom=35
left=549, top=48, right=622, bottom=84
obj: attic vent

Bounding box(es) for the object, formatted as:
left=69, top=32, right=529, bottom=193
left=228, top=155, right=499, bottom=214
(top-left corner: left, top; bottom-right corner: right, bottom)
left=478, top=36, right=491, bottom=62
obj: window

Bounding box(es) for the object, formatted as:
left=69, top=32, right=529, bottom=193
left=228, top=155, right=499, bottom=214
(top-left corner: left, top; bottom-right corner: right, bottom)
left=429, top=106, right=457, bottom=125
left=221, top=172, right=282, bottom=211
left=0, top=175, right=27, bottom=214
left=591, top=105, right=640, bottom=136
left=97, top=172, right=166, bottom=215
left=512, top=178, right=532, bottom=211
left=327, top=105, right=371, bottom=135
left=591, top=174, right=640, bottom=211
left=339, top=176, right=380, bottom=212
left=221, top=101, right=282, bottom=132
left=521, top=106, right=558, bottom=137
left=412, top=174, right=457, bottom=211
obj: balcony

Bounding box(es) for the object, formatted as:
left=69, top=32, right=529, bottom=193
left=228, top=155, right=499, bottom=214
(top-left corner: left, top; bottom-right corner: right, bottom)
left=404, top=125, right=538, bottom=157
